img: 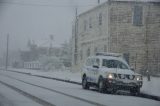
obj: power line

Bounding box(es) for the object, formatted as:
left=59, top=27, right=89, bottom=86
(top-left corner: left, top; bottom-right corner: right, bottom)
left=0, top=1, right=97, bottom=7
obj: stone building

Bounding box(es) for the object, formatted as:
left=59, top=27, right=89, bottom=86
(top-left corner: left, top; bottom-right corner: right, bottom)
left=72, top=0, right=160, bottom=74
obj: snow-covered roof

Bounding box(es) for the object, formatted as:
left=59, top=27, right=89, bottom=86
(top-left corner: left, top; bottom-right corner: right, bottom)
left=78, top=0, right=159, bottom=17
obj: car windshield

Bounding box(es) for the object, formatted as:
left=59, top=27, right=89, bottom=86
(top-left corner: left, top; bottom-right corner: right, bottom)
left=102, top=59, right=129, bottom=69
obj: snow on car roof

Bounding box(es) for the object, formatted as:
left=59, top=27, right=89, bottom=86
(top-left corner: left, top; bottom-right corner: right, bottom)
left=96, top=52, right=123, bottom=57
left=90, top=54, right=129, bottom=65
left=90, top=55, right=125, bottom=61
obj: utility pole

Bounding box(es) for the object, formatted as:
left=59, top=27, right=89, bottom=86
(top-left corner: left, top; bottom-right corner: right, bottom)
left=5, top=34, right=9, bottom=71
left=74, top=7, right=78, bottom=65
left=146, top=3, right=150, bottom=81
left=49, top=34, right=54, bottom=56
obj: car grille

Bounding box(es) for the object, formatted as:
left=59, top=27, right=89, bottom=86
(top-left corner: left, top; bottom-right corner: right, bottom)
left=114, top=74, right=135, bottom=80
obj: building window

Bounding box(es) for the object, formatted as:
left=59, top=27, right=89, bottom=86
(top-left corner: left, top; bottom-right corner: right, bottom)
left=99, top=13, right=102, bottom=25
left=104, top=45, right=107, bottom=52
left=84, top=20, right=87, bottom=31
left=133, top=6, right=143, bottom=26
left=74, top=54, right=78, bottom=65
left=86, top=58, right=91, bottom=66
left=87, top=48, right=90, bottom=57
left=80, top=50, right=83, bottom=60
left=123, top=53, right=130, bottom=64
left=89, top=17, right=92, bottom=28
left=94, top=47, right=98, bottom=54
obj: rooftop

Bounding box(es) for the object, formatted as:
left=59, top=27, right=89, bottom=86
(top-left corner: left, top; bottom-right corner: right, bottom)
left=78, top=0, right=160, bottom=17
left=111, top=0, right=159, bottom=2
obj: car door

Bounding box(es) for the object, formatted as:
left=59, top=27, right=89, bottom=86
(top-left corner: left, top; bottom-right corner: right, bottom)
left=84, top=58, right=94, bottom=82
left=91, top=58, right=100, bottom=83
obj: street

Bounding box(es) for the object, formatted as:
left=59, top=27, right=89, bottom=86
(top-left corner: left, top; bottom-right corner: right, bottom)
left=0, top=70, right=159, bottom=106
left=0, top=81, right=41, bottom=106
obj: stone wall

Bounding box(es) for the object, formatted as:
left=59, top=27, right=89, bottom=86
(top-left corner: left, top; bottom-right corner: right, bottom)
left=109, top=1, right=160, bottom=74
left=146, top=3, right=160, bottom=74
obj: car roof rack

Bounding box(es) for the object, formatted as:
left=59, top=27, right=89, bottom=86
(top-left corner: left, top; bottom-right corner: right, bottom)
left=95, top=52, right=123, bottom=57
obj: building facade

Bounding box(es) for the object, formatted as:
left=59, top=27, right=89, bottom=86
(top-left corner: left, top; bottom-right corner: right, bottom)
left=72, top=0, right=160, bottom=74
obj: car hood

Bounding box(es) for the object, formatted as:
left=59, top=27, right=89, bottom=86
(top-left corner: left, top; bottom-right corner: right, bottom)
left=101, top=68, right=139, bottom=75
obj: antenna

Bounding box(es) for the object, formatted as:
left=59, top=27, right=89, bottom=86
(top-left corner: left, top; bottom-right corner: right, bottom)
left=98, top=0, right=100, bottom=4
left=5, top=34, right=9, bottom=71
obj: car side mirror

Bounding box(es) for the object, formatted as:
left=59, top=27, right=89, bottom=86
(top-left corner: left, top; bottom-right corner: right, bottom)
left=93, top=65, right=99, bottom=69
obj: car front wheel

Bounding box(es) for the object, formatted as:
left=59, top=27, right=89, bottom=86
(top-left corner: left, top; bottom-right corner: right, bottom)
left=130, top=87, right=140, bottom=96
left=98, top=78, right=106, bottom=93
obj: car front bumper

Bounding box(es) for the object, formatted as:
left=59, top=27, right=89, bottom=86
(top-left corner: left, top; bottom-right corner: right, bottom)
left=104, top=78, right=143, bottom=90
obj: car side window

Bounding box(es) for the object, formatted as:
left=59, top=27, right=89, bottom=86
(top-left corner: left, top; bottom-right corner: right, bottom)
left=90, top=58, right=95, bottom=66
left=108, top=60, right=117, bottom=68
left=102, top=59, right=117, bottom=68
left=116, top=60, right=128, bottom=69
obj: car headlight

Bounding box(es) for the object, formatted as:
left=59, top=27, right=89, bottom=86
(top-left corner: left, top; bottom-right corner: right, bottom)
left=107, top=73, right=114, bottom=79
left=135, top=75, right=142, bottom=81
left=136, top=77, right=140, bottom=81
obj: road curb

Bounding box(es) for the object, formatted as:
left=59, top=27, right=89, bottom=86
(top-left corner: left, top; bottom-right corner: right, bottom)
left=139, top=93, right=160, bottom=101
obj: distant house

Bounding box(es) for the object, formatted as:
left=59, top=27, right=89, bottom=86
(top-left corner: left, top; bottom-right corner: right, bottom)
left=72, top=0, right=160, bottom=74
left=20, top=40, right=71, bottom=70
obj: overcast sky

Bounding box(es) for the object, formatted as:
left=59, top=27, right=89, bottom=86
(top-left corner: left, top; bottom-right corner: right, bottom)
left=0, top=0, right=156, bottom=54
left=0, top=0, right=107, bottom=54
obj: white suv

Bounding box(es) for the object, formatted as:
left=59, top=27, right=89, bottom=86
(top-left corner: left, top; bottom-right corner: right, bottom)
left=81, top=53, right=143, bottom=95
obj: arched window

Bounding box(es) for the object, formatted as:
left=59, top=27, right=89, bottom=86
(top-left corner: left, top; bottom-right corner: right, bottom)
left=84, top=20, right=87, bottom=31
left=99, top=13, right=102, bottom=25
left=80, top=50, right=83, bottom=60
left=94, top=47, right=98, bottom=54
left=89, top=17, right=92, bottom=28
left=87, top=48, right=90, bottom=57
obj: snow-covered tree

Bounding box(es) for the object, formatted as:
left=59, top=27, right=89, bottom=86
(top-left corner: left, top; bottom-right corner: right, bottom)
left=60, top=40, right=72, bottom=67
left=39, top=55, right=64, bottom=71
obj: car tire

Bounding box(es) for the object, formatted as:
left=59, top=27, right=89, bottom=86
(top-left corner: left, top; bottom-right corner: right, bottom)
left=98, top=78, right=106, bottom=93
left=82, top=76, right=89, bottom=89
left=106, top=88, right=117, bottom=94
left=130, top=87, right=140, bottom=96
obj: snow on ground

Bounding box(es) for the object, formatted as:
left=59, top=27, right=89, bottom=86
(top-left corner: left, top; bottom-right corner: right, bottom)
left=141, top=77, right=160, bottom=97
left=0, top=74, right=94, bottom=106
left=0, top=82, right=42, bottom=106
left=0, top=70, right=160, bottom=106
left=9, top=68, right=81, bottom=82
left=5, top=68, right=160, bottom=97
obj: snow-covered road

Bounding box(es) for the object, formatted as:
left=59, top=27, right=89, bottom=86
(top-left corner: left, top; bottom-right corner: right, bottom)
left=0, top=70, right=159, bottom=106
left=7, top=68, right=160, bottom=97
left=0, top=82, right=42, bottom=106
